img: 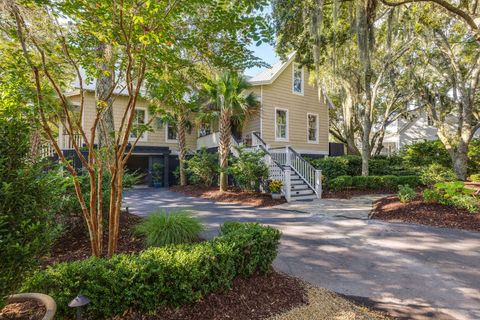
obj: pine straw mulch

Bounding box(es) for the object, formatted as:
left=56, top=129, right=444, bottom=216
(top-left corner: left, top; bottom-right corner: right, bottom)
left=371, top=195, right=480, bottom=232
left=169, top=185, right=287, bottom=207
left=43, top=211, right=145, bottom=265
left=0, top=300, right=45, bottom=320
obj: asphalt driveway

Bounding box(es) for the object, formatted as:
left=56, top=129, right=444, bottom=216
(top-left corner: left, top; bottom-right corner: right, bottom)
left=123, top=188, right=480, bottom=320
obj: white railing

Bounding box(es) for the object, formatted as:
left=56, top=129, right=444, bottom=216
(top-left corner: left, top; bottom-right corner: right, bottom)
left=40, top=143, right=56, bottom=158
left=196, top=132, right=220, bottom=150
left=60, top=133, right=84, bottom=150
left=269, top=147, right=287, bottom=165
left=258, top=145, right=290, bottom=201
left=287, top=147, right=318, bottom=194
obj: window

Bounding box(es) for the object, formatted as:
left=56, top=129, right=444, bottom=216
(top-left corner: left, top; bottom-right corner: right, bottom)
left=307, top=113, right=319, bottom=143
left=166, top=123, right=177, bottom=142
left=198, top=123, right=212, bottom=137
left=275, top=108, right=288, bottom=140
left=129, top=109, right=147, bottom=141
left=292, top=63, right=304, bottom=95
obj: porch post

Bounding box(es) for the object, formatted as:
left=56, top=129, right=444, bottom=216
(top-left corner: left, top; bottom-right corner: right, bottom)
left=284, top=167, right=291, bottom=202
left=163, top=154, right=169, bottom=188
left=285, top=146, right=290, bottom=166
left=315, top=169, right=322, bottom=199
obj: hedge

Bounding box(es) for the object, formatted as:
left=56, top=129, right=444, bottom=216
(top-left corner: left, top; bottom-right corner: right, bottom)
left=329, top=175, right=422, bottom=191
left=22, top=222, right=281, bottom=319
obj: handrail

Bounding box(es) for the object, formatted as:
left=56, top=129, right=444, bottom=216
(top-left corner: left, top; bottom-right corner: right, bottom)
left=252, top=132, right=267, bottom=148
left=287, top=147, right=317, bottom=194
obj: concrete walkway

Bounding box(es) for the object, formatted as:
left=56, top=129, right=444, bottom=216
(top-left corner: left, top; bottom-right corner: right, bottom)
left=123, top=188, right=480, bottom=320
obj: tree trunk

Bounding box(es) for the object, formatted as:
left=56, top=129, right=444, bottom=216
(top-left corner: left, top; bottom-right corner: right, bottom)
left=177, top=114, right=187, bottom=186
left=29, top=128, right=42, bottom=159
left=218, top=95, right=231, bottom=192
left=95, top=42, right=115, bottom=149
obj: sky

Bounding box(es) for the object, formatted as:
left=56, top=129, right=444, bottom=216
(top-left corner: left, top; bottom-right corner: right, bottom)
left=244, top=42, right=279, bottom=77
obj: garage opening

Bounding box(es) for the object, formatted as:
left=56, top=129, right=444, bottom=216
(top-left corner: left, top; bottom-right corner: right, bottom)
left=125, top=155, right=150, bottom=185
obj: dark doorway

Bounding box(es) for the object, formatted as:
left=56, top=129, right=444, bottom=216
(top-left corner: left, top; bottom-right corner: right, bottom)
left=125, top=155, right=149, bottom=184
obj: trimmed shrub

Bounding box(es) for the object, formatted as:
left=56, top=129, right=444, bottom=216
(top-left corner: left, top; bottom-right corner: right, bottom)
left=329, top=175, right=353, bottom=191
left=398, top=185, right=416, bottom=203
left=186, top=148, right=219, bottom=187
left=343, top=155, right=363, bottom=176
left=230, top=147, right=269, bottom=191
left=469, top=174, right=480, bottom=182
left=311, top=157, right=348, bottom=180
left=420, top=163, right=457, bottom=187
left=134, top=210, right=204, bottom=247
left=328, top=175, right=421, bottom=191
left=22, top=222, right=281, bottom=318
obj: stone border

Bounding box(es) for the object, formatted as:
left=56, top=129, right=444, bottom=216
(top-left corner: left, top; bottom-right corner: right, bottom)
left=7, top=293, right=56, bottom=320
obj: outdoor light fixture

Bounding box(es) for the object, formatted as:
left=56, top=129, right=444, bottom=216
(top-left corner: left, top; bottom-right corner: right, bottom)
left=68, top=294, right=90, bottom=320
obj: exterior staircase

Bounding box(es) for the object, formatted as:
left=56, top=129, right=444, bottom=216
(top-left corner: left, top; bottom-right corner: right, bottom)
left=251, top=132, right=321, bottom=202
left=195, top=131, right=322, bottom=202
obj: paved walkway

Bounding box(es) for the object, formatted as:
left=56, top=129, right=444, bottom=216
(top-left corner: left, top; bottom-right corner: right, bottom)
left=123, top=188, right=480, bottom=320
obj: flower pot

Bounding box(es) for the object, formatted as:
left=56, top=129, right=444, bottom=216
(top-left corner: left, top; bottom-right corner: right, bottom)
left=271, top=193, right=282, bottom=199
left=7, top=293, right=56, bottom=320
left=153, top=181, right=162, bottom=188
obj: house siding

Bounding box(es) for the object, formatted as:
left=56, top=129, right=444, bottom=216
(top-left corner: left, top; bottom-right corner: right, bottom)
left=67, top=92, right=197, bottom=153
left=258, top=62, right=329, bottom=154
left=242, top=86, right=262, bottom=140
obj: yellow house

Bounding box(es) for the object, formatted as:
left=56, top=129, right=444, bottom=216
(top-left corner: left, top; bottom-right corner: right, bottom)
left=55, top=53, right=328, bottom=199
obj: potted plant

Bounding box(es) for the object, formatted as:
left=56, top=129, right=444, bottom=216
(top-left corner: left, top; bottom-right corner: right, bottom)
left=151, top=163, right=164, bottom=188
left=269, top=179, right=283, bottom=199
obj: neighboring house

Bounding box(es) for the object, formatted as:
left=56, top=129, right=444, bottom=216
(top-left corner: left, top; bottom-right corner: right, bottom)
left=51, top=52, right=329, bottom=201
left=380, top=110, right=480, bottom=155
left=380, top=111, right=438, bottom=155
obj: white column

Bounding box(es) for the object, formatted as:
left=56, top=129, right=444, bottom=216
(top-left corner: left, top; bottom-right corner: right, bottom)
left=315, top=169, right=322, bottom=199
left=284, top=167, right=291, bottom=202
left=285, top=146, right=290, bottom=166
left=58, top=121, right=64, bottom=149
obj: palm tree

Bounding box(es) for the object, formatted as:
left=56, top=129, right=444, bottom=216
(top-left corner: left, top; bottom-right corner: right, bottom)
left=148, top=68, right=197, bottom=187
left=202, top=71, right=259, bottom=191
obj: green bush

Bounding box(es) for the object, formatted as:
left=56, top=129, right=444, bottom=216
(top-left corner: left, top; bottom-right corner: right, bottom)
left=311, top=157, right=348, bottom=180
left=328, top=175, right=421, bottom=191
left=22, top=222, right=281, bottom=318
left=134, top=210, right=204, bottom=247
left=419, top=163, right=457, bottom=187
left=230, top=147, right=269, bottom=191
left=328, top=175, right=353, bottom=191
left=469, top=174, right=480, bottom=182
left=398, top=185, right=416, bottom=203
left=402, top=140, right=452, bottom=168
left=58, top=169, right=141, bottom=217
left=343, top=155, right=363, bottom=176
left=186, top=148, right=219, bottom=187
left=468, top=139, right=480, bottom=174
left=0, top=116, right=62, bottom=307
left=422, top=181, right=479, bottom=213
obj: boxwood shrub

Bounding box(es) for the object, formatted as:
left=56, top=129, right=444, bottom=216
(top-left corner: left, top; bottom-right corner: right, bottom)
left=22, top=222, right=281, bottom=319
left=329, top=175, right=422, bottom=191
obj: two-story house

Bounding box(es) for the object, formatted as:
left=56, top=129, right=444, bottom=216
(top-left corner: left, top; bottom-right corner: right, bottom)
left=53, top=53, right=329, bottom=200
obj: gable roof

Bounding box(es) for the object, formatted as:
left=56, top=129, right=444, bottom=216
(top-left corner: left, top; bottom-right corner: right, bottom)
left=248, top=52, right=296, bottom=86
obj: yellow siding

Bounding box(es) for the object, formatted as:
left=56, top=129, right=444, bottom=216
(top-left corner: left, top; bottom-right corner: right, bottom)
left=68, top=92, right=197, bottom=152
left=259, top=62, right=329, bottom=154
left=242, top=86, right=262, bottom=140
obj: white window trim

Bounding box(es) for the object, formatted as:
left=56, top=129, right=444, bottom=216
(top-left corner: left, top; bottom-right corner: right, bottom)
left=275, top=107, right=289, bottom=142
left=129, top=107, right=148, bottom=142
left=307, top=112, right=319, bottom=144
left=165, top=123, right=178, bottom=143
left=292, top=63, right=304, bottom=96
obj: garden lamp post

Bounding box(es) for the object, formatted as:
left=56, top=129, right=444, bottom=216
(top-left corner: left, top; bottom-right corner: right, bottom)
left=68, top=294, right=90, bottom=320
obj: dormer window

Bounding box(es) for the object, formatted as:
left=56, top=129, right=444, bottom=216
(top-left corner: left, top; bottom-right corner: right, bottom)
left=292, top=63, right=304, bottom=95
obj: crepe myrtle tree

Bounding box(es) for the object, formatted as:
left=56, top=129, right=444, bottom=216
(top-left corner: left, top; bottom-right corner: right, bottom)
left=1, top=0, right=270, bottom=257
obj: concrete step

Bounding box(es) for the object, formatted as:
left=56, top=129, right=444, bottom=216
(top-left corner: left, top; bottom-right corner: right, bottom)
left=291, top=184, right=310, bottom=190
left=290, top=189, right=315, bottom=196
left=290, top=194, right=318, bottom=201
left=290, top=179, right=305, bottom=185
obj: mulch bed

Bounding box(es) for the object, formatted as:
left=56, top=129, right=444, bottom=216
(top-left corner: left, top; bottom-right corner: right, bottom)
left=323, top=188, right=394, bottom=199
left=115, top=271, right=308, bottom=320
left=371, top=195, right=480, bottom=232
left=0, top=300, right=46, bottom=320
left=43, top=212, right=145, bottom=265
left=170, top=185, right=287, bottom=207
